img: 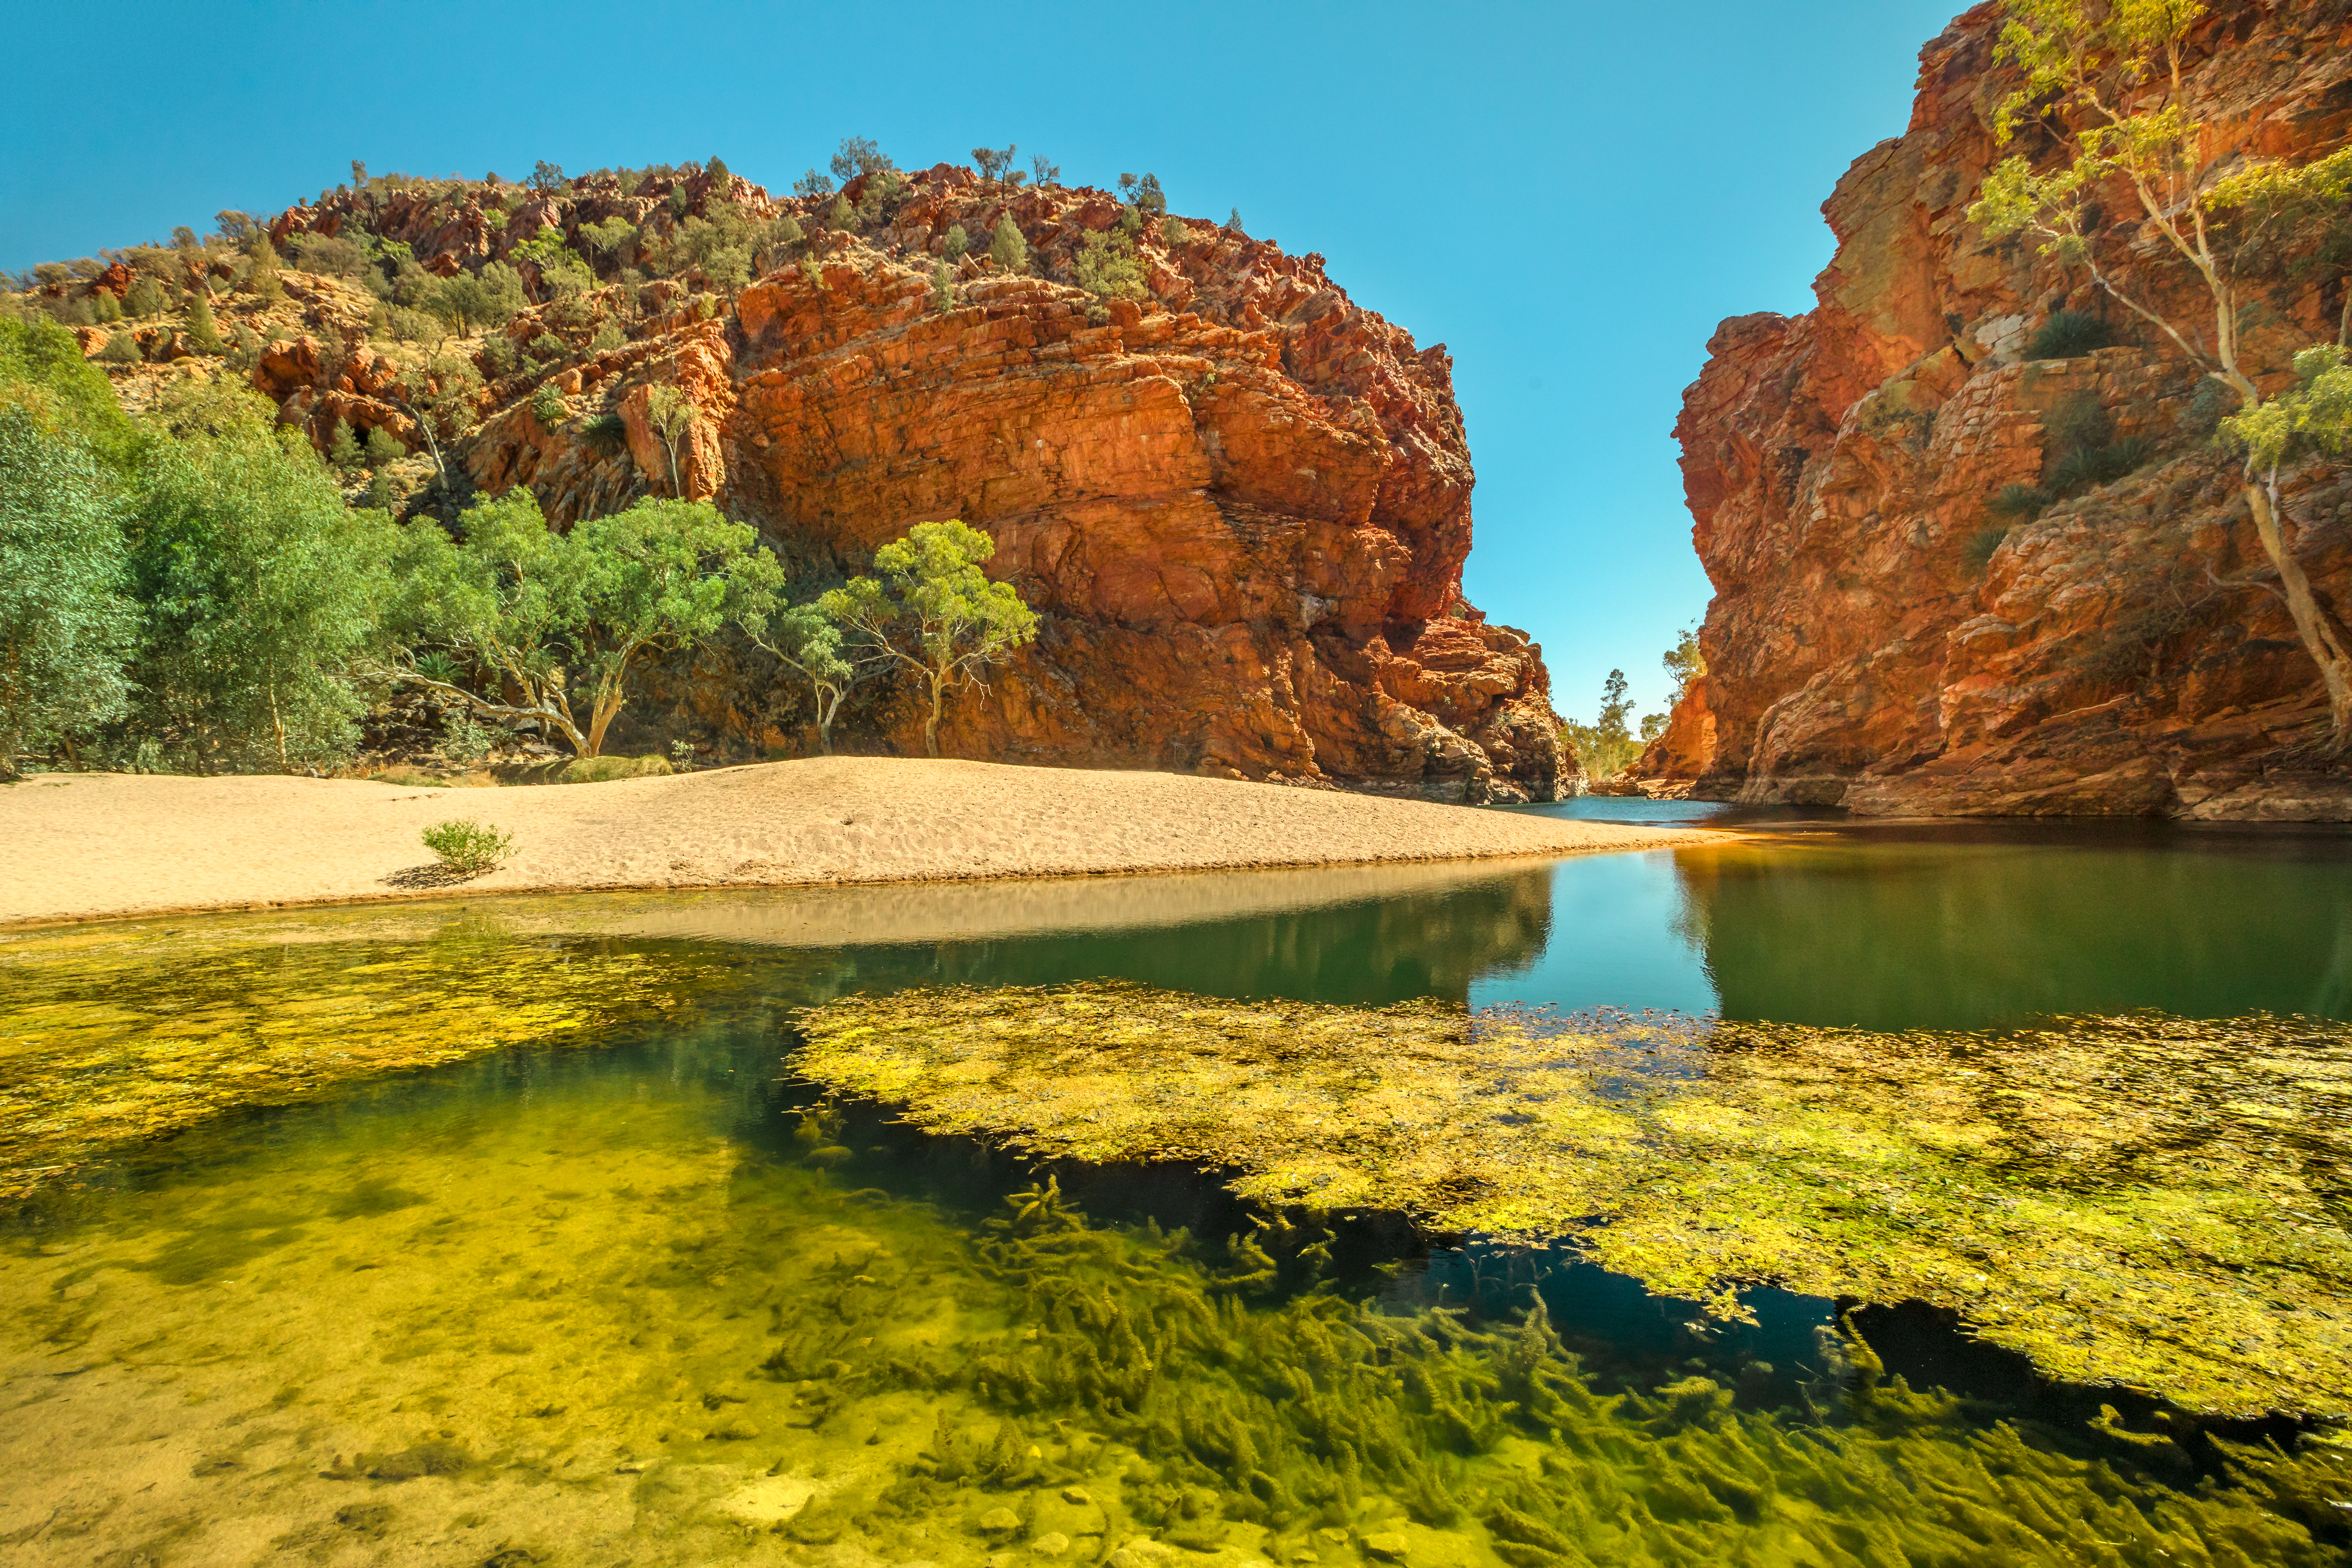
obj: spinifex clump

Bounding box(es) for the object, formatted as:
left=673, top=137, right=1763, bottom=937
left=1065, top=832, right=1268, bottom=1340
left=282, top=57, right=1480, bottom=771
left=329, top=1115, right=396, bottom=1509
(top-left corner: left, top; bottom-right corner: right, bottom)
left=796, top=982, right=2352, bottom=1420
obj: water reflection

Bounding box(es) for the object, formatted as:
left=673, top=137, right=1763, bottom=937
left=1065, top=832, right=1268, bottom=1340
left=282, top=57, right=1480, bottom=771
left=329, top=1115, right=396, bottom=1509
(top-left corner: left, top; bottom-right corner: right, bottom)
left=1670, top=826, right=2352, bottom=1028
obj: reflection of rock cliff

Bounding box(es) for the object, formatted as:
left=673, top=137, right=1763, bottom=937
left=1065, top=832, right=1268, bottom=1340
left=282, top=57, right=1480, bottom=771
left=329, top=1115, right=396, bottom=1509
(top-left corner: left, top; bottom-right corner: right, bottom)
left=270, top=170, right=1560, bottom=802
left=1672, top=834, right=2352, bottom=1030
left=1641, top=1, right=2352, bottom=818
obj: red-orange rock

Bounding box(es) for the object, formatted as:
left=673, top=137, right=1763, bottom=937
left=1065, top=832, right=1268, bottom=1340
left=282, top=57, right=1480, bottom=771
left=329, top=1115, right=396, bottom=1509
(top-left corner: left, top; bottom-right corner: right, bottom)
left=273, top=166, right=1558, bottom=798
left=1641, top=0, right=2352, bottom=819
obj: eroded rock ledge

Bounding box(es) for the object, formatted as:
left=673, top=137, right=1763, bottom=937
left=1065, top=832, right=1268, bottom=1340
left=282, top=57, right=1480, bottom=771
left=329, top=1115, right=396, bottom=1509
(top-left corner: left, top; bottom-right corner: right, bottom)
left=1638, top=0, right=2352, bottom=819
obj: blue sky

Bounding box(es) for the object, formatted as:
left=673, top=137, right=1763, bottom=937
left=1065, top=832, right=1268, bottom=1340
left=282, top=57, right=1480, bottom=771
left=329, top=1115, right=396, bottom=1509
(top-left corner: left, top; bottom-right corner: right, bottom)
left=0, top=1, right=1958, bottom=724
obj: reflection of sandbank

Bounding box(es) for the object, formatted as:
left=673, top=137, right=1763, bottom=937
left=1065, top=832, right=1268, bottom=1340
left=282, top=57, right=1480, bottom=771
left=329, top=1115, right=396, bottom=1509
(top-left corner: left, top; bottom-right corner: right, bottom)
left=597, top=859, right=1559, bottom=949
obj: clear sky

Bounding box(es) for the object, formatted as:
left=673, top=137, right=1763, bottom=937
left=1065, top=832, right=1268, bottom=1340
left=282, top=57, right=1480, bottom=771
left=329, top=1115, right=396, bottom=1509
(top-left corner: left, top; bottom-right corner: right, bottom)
left=0, top=1, right=1960, bottom=725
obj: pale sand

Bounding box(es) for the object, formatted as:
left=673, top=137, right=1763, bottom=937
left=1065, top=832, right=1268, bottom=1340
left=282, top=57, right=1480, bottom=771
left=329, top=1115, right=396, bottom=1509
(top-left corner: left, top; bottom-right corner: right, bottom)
left=0, top=757, right=1712, bottom=929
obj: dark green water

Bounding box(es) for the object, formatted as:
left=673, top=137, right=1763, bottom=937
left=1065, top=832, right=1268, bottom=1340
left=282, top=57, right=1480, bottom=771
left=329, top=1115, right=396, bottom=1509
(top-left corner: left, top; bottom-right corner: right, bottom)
left=3, top=821, right=2349, bottom=1564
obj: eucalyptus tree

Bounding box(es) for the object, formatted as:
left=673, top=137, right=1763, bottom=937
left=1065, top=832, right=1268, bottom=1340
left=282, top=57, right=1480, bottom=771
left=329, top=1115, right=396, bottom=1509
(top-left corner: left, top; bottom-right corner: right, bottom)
left=1968, top=0, right=2352, bottom=739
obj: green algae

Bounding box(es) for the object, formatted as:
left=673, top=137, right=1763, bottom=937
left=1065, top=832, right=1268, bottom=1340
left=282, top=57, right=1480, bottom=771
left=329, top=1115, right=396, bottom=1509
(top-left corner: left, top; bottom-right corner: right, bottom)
left=0, top=911, right=741, bottom=1200
left=795, top=983, right=2352, bottom=1421
left=5, top=1067, right=2349, bottom=1568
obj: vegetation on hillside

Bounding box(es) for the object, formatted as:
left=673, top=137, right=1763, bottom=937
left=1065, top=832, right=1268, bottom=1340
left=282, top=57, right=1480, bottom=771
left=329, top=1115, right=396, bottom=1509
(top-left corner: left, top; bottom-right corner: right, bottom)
left=0, top=307, right=1039, bottom=777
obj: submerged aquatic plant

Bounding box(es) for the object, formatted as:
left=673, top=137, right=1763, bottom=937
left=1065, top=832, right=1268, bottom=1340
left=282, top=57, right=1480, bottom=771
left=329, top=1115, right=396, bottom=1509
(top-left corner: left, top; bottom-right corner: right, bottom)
left=0, top=916, right=728, bottom=1200
left=796, top=983, right=2352, bottom=1420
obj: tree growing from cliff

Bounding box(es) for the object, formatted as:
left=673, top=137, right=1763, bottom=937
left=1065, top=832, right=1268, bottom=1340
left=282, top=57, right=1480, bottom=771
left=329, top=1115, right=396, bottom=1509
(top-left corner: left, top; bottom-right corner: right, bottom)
left=381, top=491, right=784, bottom=758
left=644, top=385, right=694, bottom=495
left=820, top=520, right=1039, bottom=759
left=988, top=217, right=1027, bottom=275
left=1968, top=0, right=2352, bottom=741
left=971, top=146, right=1016, bottom=183
left=1663, top=621, right=1705, bottom=700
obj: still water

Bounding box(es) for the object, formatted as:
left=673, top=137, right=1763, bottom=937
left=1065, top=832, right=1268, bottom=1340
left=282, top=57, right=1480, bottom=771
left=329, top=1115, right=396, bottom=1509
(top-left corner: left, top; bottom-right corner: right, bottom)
left=4, top=821, right=2350, bottom=1564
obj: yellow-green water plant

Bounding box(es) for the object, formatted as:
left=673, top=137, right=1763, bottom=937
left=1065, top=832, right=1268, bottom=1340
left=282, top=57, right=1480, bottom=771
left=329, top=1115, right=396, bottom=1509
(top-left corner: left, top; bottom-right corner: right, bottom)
left=0, top=914, right=730, bottom=1201
left=12, top=1093, right=2350, bottom=1568
left=794, top=983, right=2352, bottom=1421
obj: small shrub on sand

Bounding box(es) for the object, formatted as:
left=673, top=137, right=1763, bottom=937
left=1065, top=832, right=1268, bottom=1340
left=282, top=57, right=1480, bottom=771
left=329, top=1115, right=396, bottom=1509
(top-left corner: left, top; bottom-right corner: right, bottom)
left=421, top=819, right=514, bottom=873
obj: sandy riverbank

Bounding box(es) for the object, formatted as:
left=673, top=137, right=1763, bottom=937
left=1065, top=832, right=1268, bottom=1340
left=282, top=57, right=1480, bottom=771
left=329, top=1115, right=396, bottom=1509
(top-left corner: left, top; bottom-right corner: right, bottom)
left=0, top=757, right=1715, bottom=928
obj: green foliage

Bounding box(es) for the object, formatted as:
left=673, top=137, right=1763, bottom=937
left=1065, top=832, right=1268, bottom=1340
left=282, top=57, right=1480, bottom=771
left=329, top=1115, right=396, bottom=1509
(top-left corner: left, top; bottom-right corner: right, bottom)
left=247, top=240, right=285, bottom=304
left=478, top=334, right=519, bottom=379
left=1639, top=712, right=1666, bottom=742
left=184, top=292, right=223, bottom=354
left=528, top=158, right=566, bottom=195
left=830, top=136, right=893, bottom=181
left=581, top=410, right=629, bottom=456
left=1560, top=668, right=1638, bottom=781
left=527, top=383, right=566, bottom=431
left=419, top=818, right=514, bottom=873
left=931, top=264, right=953, bottom=313
left=1987, top=481, right=2053, bottom=520
left=0, top=316, right=135, bottom=466
left=127, top=390, right=400, bottom=771
left=970, top=145, right=1016, bottom=183
left=1226, top=208, right=1245, bottom=236
left=384, top=490, right=783, bottom=757
left=822, top=194, right=855, bottom=233
left=754, top=600, right=861, bottom=753
left=577, top=216, right=636, bottom=269
left=792, top=168, right=835, bottom=199
left=942, top=223, right=970, bottom=261
left=288, top=233, right=364, bottom=278
left=2222, top=344, right=2352, bottom=470
left=362, top=426, right=405, bottom=469
left=1074, top=230, right=1146, bottom=304
left=423, top=261, right=526, bottom=338
left=819, top=519, right=1040, bottom=758
left=0, top=407, right=137, bottom=772
left=2042, top=388, right=2111, bottom=454
left=1662, top=622, right=1705, bottom=699
left=2048, top=434, right=2154, bottom=496
left=123, top=276, right=166, bottom=319
left=987, top=216, right=1027, bottom=274
left=98, top=329, right=142, bottom=365
left=1029, top=152, right=1059, bottom=185
left=589, top=319, right=624, bottom=354
left=526, top=330, right=566, bottom=365
left=643, top=384, right=695, bottom=494
left=1962, top=524, right=2011, bottom=573
left=399, top=352, right=486, bottom=480
left=2024, top=309, right=2120, bottom=360
left=326, top=416, right=362, bottom=472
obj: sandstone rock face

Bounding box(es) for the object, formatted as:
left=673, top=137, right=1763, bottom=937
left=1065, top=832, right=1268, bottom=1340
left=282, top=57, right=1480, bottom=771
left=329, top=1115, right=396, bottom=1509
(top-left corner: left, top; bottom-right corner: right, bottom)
left=311, top=171, right=1558, bottom=799
left=1638, top=0, right=2352, bottom=819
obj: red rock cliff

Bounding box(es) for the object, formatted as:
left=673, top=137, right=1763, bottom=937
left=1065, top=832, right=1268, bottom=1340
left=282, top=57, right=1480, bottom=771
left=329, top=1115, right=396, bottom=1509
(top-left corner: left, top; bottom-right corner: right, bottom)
left=1642, top=0, right=2352, bottom=819
left=278, top=168, right=1559, bottom=800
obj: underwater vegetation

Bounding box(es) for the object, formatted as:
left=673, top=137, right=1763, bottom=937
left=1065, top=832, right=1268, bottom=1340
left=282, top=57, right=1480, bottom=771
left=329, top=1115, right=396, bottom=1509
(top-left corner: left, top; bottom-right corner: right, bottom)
left=6, top=1066, right=2349, bottom=1568
left=0, top=910, right=741, bottom=1200
left=795, top=983, right=2352, bottom=1422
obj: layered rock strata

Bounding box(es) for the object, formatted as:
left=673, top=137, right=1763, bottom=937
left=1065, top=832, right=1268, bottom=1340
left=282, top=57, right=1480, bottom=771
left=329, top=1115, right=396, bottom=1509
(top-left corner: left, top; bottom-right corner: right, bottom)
left=265, top=169, right=1559, bottom=800
left=1640, top=0, right=2352, bottom=818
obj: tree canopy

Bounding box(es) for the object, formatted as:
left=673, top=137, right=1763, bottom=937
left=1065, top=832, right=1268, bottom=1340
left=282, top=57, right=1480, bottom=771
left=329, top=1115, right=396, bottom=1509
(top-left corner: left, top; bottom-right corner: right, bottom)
left=820, top=520, right=1039, bottom=759
left=384, top=491, right=784, bottom=757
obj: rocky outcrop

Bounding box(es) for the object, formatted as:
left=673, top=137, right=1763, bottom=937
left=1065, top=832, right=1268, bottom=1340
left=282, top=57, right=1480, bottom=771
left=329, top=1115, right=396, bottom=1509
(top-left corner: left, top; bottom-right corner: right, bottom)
left=353, top=169, right=1559, bottom=799
left=1639, top=0, right=2352, bottom=818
